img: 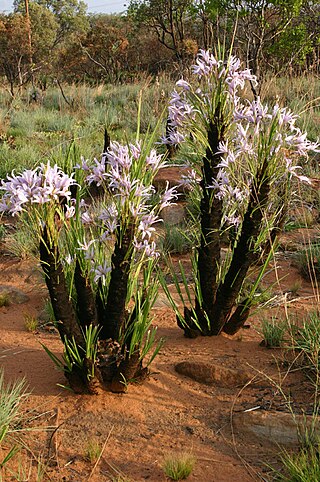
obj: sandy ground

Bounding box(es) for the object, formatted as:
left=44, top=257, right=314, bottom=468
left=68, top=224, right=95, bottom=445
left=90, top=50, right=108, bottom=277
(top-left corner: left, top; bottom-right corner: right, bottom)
left=0, top=231, right=319, bottom=481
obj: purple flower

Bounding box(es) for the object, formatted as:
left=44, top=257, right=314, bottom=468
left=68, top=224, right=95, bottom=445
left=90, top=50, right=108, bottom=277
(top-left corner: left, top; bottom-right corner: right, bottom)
left=159, top=183, right=179, bottom=210
left=176, top=79, right=191, bottom=91
left=0, top=163, right=76, bottom=215
left=92, top=261, right=112, bottom=284
left=133, top=238, right=159, bottom=258
left=146, top=149, right=165, bottom=171
left=65, top=205, right=76, bottom=219
left=86, top=158, right=107, bottom=186
left=138, top=213, right=159, bottom=240
left=106, top=142, right=132, bottom=170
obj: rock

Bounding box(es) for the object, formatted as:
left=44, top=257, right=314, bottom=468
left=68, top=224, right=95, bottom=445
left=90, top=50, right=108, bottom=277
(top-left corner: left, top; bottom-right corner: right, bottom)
left=0, top=285, right=30, bottom=305
left=153, top=166, right=193, bottom=195
left=233, top=410, right=320, bottom=446
left=175, top=361, right=251, bottom=387
left=161, top=202, right=187, bottom=225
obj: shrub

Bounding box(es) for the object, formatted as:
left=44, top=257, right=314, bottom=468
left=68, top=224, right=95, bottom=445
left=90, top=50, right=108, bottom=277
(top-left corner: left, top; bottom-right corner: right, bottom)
left=160, top=48, right=318, bottom=338
left=0, top=123, right=173, bottom=394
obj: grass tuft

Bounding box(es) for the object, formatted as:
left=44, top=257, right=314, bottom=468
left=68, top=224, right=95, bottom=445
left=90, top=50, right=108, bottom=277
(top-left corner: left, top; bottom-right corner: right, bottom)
left=259, top=318, right=286, bottom=348
left=24, top=313, right=38, bottom=333
left=274, top=442, right=320, bottom=481
left=0, top=293, right=10, bottom=307
left=84, top=439, right=102, bottom=464
left=162, top=452, right=196, bottom=480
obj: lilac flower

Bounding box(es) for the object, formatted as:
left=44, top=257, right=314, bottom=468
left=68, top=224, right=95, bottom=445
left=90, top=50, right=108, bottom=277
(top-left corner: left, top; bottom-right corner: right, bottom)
left=191, top=49, right=219, bottom=77
left=146, top=149, right=165, bottom=171
left=85, top=158, right=107, bottom=186
left=40, top=162, right=76, bottom=202
left=161, top=130, right=186, bottom=146
left=75, top=157, right=90, bottom=171
left=285, top=159, right=312, bottom=184
left=76, top=239, right=96, bottom=261
left=138, top=213, right=159, bottom=240
left=180, top=169, right=200, bottom=188
left=92, top=261, right=112, bottom=284
left=225, top=56, right=257, bottom=96
left=81, top=210, right=94, bottom=225
left=159, top=183, right=179, bottom=210
left=0, top=163, right=76, bottom=215
left=64, top=254, right=75, bottom=265
left=235, top=98, right=271, bottom=129
left=208, top=169, right=230, bottom=191
left=106, top=142, right=132, bottom=170
left=273, top=105, right=298, bottom=129
left=285, top=130, right=319, bottom=156
left=98, top=205, right=119, bottom=234
left=133, top=238, right=159, bottom=258
left=108, top=170, right=136, bottom=196
left=129, top=142, right=141, bottom=160
left=176, top=79, right=191, bottom=91
left=65, top=205, right=76, bottom=219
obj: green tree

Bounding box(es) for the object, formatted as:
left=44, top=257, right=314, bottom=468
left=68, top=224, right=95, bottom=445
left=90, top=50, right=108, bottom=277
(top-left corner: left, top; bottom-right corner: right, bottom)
left=217, top=0, right=303, bottom=95
left=0, top=13, right=30, bottom=95
left=14, top=0, right=89, bottom=44
left=128, top=0, right=197, bottom=62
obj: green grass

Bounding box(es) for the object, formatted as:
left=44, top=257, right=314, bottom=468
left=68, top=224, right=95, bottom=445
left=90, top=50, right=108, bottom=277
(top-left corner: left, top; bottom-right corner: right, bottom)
left=5, top=223, right=38, bottom=260
left=0, top=76, right=318, bottom=180
left=274, top=442, right=320, bottom=481
left=162, top=452, right=196, bottom=480
left=0, top=368, right=28, bottom=472
left=259, top=318, right=286, bottom=348
left=290, top=311, right=320, bottom=371
left=0, top=293, right=10, bottom=307
left=297, top=243, right=320, bottom=282
left=84, top=438, right=102, bottom=464
left=23, top=313, right=39, bottom=333
left=0, top=81, right=173, bottom=179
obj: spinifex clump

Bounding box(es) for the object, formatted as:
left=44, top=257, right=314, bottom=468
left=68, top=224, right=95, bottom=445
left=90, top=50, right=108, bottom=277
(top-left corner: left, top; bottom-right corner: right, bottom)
left=0, top=137, right=176, bottom=393
left=161, top=49, right=318, bottom=337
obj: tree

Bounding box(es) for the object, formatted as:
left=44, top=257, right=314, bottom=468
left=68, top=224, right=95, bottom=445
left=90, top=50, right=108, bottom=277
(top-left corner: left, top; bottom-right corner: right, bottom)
left=217, top=0, right=303, bottom=96
left=128, top=0, right=197, bottom=62
left=0, top=14, right=30, bottom=95
left=79, top=15, right=131, bottom=83
left=14, top=0, right=89, bottom=45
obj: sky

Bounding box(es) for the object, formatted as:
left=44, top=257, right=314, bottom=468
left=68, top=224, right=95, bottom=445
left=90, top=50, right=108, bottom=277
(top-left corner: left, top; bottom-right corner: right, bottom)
left=0, top=0, right=128, bottom=14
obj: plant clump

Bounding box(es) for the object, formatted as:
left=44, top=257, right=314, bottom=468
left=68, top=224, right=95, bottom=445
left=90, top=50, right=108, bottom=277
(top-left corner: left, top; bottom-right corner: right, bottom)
left=0, top=130, right=176, bottom=394
left=162, top=451, right=196, bottom=480
left=161, top=49, right=318, bottom=338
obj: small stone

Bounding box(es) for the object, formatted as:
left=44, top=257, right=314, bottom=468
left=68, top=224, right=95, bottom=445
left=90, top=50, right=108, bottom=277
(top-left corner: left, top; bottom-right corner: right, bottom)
left=175, top=361, right=251, bottom=387
left=0, top=285, right=30, bottom=304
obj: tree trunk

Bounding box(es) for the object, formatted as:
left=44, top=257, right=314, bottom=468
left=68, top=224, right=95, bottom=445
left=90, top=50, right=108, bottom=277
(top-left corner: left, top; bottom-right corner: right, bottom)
left=39, top=227, right=83, bottom=346
left=74, top=260, right=98, bottom=329
left=100, top=224, right=135, bottom=340
left=181, top=114, right=225, bottom=336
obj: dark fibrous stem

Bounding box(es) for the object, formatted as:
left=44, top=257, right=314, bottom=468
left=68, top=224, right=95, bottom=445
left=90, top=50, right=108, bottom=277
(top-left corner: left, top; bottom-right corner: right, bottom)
left=101, top=223, right=135, bottom=341
left=74, top=260, right=98, bottom=329
left=214, top=163, right=271, bottom=335
left=39, top=227, right=83, bottom=346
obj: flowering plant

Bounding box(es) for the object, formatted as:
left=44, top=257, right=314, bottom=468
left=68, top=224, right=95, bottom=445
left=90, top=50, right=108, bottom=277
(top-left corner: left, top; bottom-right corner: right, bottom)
left=1, top=131, right=176, bottom=393
left=160, top=49, right=318, bottom=337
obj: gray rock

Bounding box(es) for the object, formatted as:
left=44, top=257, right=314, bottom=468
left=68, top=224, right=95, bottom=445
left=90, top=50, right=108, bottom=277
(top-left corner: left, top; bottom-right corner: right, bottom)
left=233, top=410, right=320, bottom=446
left=0, top=285, right=30, bottom=304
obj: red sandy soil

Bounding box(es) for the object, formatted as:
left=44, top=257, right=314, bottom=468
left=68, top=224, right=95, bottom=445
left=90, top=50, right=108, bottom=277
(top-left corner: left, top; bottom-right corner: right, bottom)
left=0, top=228, right=319, bottom=482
